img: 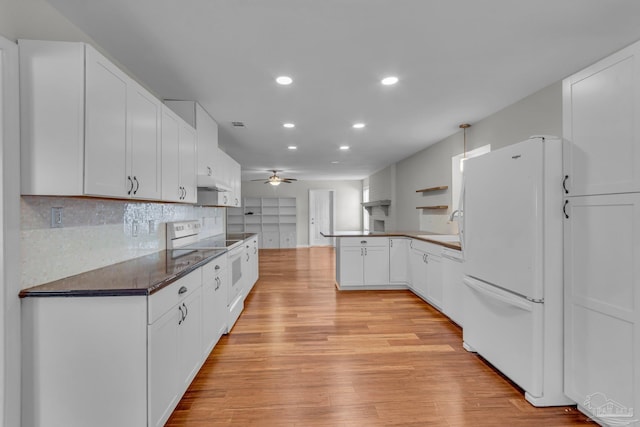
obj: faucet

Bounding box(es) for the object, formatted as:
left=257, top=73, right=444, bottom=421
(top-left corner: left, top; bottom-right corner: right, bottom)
left=449, top=209, right=462, bottom=221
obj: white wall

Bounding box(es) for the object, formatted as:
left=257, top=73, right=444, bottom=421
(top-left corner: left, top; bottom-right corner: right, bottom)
left=373, top=81, right=562, bottom=234
left=241, top=180, right=362, bottom=246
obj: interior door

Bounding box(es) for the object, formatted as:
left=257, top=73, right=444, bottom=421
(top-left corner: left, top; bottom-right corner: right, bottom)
left=309, top=189, right=334, bottom=246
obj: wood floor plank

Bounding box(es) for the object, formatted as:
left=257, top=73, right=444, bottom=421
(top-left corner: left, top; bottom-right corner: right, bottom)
left=166, top=247, right=591, bottom=426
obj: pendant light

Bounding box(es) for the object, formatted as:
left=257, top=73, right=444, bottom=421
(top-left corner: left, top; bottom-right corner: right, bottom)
left=459, top=123, right=471, bottom=172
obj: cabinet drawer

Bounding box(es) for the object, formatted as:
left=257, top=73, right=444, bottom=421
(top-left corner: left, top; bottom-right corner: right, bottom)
left=149, top=271, right=201, bottom=324
left=202, top=255, right=227, bottom=286
left=340, top=237, right=388, bottom=247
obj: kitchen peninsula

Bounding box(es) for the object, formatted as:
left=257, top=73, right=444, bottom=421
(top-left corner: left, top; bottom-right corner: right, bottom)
left=324, top=231, right=464, bottom=325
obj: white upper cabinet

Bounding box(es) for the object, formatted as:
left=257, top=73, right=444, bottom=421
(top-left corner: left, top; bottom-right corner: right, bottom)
left=83, top=45, right=129, bottom=197
left=126, top=80, right=162, bottom=199
left=563, top=40, right=640, bottom=196
left=163, top=101, right=219, bottom=179
left=19, top=40, right=184, bottom=202
left=161, top=105, right=197, bottom=203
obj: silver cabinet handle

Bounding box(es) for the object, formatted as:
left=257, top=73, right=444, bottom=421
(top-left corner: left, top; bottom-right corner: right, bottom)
left=254, top=247, right=257, bottom=254
left=178, top=286, right=188, bottom=295
left=133, top=176, right=139, bottom=195
left=127, top=176, right=134, bottom=195
left=207, top=166, right=212, bottom=176
left=361, top=240, right=367, bottom=244
left=178, top=305, right=184, bottom=325
left=183, top=302, right=188, bottom=320
left=390, top=240, right=393, bottom=247
left=215, top=264, right=221, bottom=270
left=246, top=253, right=250, bottom=261
left=365, top=248, right=368, bottom=256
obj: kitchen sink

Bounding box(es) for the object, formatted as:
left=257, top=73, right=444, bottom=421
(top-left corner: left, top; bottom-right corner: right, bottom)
left=418, top=234, right=460, bottom=243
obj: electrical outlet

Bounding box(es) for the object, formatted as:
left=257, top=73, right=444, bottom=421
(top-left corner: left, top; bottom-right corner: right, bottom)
left=50, top=207, right=63, bottom=228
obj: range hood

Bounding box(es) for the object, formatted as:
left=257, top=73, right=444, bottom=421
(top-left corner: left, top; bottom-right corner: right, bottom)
left=197, top=174, right=230, bottom=192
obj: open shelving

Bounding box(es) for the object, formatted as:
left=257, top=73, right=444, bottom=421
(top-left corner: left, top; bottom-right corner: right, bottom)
left=227, top=197, right=297, bottom=248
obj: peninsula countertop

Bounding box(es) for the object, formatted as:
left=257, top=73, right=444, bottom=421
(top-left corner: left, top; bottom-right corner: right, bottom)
left=321, top=230, right=462, bottom=251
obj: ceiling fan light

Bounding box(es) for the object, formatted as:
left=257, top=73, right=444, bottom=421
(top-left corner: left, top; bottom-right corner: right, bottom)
left=269, top=180, right=281, bottom=186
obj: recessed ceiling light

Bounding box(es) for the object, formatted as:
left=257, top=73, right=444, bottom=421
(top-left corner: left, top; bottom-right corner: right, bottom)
left=276, top=76, right=293, bottom=85
left=287, top=145, right=297, bottom=150
left=339, top=145, right=350, bottom=150
left=381, top=76, right=399, bottom=85
left=283, top=123, right=295, bottom=128
left=352, top=123, right=365, bottom=129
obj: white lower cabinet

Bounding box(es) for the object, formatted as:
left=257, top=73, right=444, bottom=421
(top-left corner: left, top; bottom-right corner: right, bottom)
left=21, top=255, right=236, bottom=427
left=148, top=271, right=202, bottom=427
left=389, top=238, right=409, bottom=284
left=408, top=240, right=443, bottom=309
left=202, top=256, right=228, bottom=356
left=564, top=193, right=640, bottom=420
left=337, top=237, right=389, bottom=288
left=441, top=248, right=465, bottom=326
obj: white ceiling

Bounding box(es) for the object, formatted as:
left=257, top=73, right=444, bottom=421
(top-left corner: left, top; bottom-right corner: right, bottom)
left=47, top=0, right=640, bottom=181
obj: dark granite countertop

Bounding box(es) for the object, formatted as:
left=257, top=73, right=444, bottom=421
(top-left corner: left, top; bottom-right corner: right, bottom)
left=20, top=233, right=259, bottom=298
left=321, top=230, right=462, bottom=251
left=19, top=248, right=228, bottom=298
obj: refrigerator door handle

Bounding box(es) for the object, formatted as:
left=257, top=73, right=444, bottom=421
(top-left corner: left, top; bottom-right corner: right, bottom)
left=463, top=276, right=534, bottom=312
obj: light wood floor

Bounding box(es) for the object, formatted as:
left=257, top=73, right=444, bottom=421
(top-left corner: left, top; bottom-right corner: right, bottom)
left=167, top=247, right=591, bottom=426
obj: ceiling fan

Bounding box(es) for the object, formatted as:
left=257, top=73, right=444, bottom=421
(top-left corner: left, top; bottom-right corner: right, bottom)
left=251, top=170, right=297, bottom=186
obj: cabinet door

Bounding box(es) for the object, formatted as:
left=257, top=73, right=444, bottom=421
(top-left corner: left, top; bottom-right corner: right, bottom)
left=389, top=238, right=408, bottom=283
left=262, top=231, right=280, bottom=249
left=338, top=246, right=364, bottom=286
left=426, top=253, right=443, bottom=310
left=180, top=287, right=203, bottom=388
left=563, top=41, right=640, bottom=196
left=442, top=253, right=465, bottom=326
left=280, top=231, right=296, bottom=248
left=84, top=46, right=128, bottom=197
left=161, top=106, right=182, bottom=202
left=202, top=271, right=218, bottom=355
left=179, top=122, right=197, bottom=203
left=363, top=245, right=390, bottom=286
left=564, top=193, right=640, bottom=416
left=409, top=248, right=428, bottom=298
left=128, top=81, right=161, bottom=200
left=148, top=307, right=181, bottom=427
left=195, top=103, right=218, bottom=176
left=215, top=272, right=229, bottom=336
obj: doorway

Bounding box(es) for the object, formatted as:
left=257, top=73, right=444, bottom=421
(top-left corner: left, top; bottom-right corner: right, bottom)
left=308, top=189, right=335, bottom=246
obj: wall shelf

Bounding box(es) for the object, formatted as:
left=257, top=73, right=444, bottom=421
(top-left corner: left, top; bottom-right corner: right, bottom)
left=416, top=205, right=448, bottom=210
left=362, top=200, right=391, bottom=216
left=416, top=186, right=448, bottom=193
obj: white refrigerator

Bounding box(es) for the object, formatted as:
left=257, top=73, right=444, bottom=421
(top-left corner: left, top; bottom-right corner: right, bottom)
left=462, top=136, right=572, bottom=407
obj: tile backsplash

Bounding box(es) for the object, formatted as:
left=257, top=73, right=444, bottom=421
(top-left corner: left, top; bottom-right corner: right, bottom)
left=21, top=196, right=225, bottom=289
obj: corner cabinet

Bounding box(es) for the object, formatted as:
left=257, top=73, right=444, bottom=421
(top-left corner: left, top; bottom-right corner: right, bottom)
left=19, top=39, right=193, bottom=203
left=336, top=237, right=389, bottom=288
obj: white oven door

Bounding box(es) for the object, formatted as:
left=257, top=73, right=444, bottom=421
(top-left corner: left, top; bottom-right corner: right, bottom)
left=227, top=247, right=244, bottom=305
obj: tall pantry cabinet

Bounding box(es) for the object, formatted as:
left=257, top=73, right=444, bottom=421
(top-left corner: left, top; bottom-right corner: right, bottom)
left=563, top=40, right=640, bottom=423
